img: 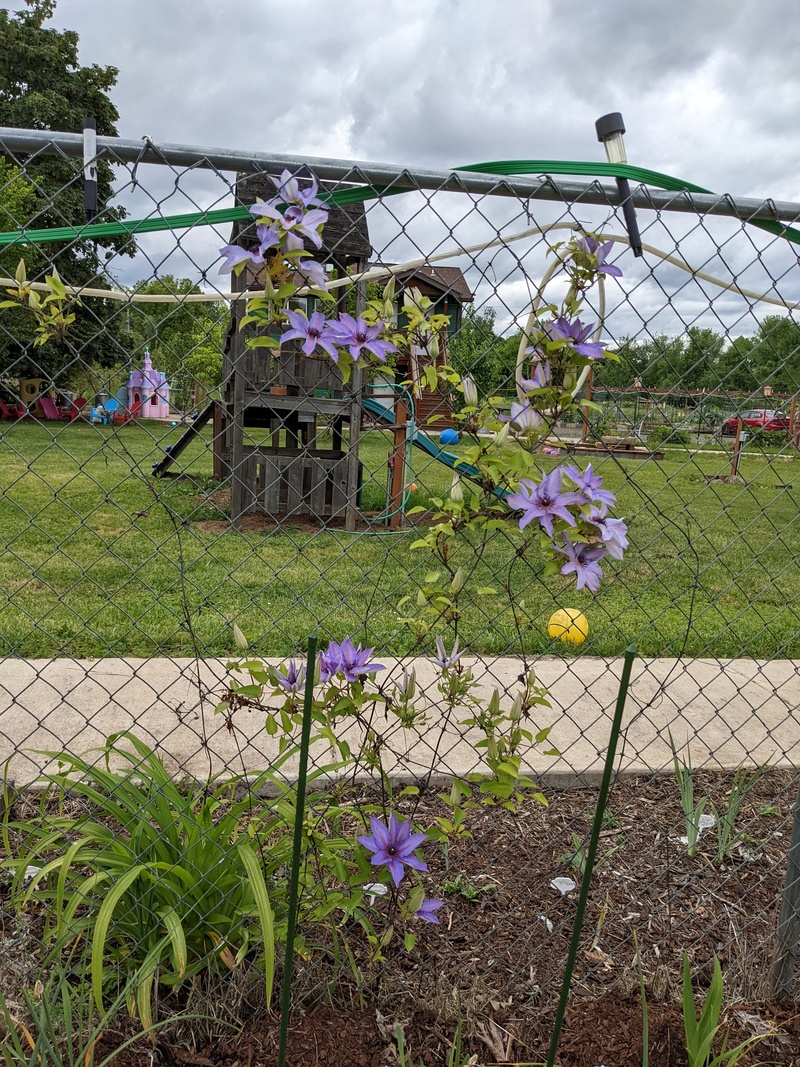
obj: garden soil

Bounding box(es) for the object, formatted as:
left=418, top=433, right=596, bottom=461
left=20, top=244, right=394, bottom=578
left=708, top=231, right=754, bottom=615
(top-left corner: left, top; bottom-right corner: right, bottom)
left=5, top=771, right=800, bottom=1066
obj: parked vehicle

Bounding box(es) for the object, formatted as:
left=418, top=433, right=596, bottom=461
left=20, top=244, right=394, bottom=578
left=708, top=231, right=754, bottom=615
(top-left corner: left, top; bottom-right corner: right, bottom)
left=720, top=409, right=791, bottom=435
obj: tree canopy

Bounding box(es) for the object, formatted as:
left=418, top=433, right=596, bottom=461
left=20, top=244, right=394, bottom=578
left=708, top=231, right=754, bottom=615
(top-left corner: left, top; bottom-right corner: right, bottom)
left=0, top=0, right=133, bottom=379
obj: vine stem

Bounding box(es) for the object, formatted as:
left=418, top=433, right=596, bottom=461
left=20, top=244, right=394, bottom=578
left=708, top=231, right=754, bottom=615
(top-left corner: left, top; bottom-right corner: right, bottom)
left=277, top=631, right=318, bottom=1067
left=545, top=645, right=636, bottom=1067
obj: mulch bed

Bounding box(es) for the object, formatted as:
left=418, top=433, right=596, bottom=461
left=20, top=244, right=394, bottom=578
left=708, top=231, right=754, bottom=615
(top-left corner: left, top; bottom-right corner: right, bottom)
left=4, top=770, right=800, bottom=1065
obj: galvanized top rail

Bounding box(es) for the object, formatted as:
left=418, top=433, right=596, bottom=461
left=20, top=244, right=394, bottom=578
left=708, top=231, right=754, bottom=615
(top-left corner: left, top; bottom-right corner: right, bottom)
left=2, top=126, right=800, bottom=226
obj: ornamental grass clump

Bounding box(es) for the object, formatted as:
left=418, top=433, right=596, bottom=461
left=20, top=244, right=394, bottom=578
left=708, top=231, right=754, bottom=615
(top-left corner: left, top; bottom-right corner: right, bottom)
left=4, top=732, right=276, bottom=1031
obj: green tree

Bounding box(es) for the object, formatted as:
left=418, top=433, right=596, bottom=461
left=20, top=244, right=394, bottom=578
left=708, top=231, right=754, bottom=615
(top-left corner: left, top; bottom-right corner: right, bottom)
left=449, top=304, right=515, bottom=398
left=127, top=276, right=224, bottom=410
left=0, top=0, right=132, bottom=380
left=749, top=316, right=800, bottom=394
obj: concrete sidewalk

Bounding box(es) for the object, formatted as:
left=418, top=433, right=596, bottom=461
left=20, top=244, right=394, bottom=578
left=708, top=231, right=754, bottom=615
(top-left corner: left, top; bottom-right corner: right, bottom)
left=0, top=655, right=797, bottom=788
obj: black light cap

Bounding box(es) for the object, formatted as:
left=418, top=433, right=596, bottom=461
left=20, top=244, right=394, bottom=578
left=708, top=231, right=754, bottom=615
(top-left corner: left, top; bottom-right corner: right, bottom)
left=595, top=112, right=625, bottom=142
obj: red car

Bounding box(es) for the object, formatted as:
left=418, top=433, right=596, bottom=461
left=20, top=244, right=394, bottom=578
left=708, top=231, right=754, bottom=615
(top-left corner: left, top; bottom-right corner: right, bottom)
left=720, top=409, right=791, bottom=436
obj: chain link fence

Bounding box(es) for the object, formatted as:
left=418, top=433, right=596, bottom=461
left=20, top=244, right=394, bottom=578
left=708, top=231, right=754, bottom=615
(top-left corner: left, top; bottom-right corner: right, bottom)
left=1, top=127, right=800, bottom=1058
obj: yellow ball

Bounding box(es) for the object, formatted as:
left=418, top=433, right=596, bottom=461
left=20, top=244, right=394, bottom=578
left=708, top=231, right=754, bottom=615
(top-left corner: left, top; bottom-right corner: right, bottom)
left=548, top=608, right=589, bottom=645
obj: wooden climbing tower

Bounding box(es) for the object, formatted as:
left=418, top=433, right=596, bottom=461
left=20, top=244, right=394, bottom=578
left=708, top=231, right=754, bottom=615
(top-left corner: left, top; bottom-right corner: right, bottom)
left=215, top=171, right=371, bottom=528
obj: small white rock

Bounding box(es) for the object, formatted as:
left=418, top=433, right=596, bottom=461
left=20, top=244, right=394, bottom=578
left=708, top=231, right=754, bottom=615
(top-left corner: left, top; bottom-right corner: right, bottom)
left=363, top=882, right=389, bottom=906
left=550, top=876, right=577, bottom=896
left=23, top=865, right=42, bottom=887
left=538, top=913, right=554, bottom=933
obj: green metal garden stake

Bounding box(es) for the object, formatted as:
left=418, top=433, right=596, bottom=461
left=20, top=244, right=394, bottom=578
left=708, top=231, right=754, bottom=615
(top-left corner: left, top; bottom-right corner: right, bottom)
left=277, top=631, right=318, bottom=1067
left=545, top=645, right=637, bottom=1067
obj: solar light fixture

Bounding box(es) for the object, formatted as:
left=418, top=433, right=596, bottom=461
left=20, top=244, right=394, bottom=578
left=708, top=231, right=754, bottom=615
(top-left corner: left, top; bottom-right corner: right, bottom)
left=595, top=112, right=628, bottom=166
left=595, top=111, right=643, bottom=258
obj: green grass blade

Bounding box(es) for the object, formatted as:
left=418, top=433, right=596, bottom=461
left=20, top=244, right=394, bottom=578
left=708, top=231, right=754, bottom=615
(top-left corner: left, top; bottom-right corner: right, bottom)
left=91, top=864, right=148, bottom=1012
left=159, top=907, right=188, bottom=979
left=237, top=842, right=274, bottom=1005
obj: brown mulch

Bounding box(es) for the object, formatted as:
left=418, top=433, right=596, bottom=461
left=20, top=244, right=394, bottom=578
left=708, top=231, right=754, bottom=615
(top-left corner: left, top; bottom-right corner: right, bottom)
left=5, top=770, right=800, bottom=1065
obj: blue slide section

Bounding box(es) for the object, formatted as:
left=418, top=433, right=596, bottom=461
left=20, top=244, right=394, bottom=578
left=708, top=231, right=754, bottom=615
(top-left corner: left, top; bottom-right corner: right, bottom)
left=360, top=395, right=511, bottom=501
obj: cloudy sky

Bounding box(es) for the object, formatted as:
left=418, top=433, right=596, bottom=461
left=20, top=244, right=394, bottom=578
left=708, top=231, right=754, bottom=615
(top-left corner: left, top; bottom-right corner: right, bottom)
left=5, top=0, right=800, bottom=338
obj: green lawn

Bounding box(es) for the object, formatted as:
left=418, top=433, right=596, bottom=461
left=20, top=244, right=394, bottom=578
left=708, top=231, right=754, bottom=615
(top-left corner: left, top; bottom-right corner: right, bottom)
left=1, top=419, right=799, bottom=659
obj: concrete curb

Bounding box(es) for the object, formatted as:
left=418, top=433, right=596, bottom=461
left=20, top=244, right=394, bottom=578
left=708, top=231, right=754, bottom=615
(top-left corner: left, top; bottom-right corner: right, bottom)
left=0, top=655, right=798, bottom=788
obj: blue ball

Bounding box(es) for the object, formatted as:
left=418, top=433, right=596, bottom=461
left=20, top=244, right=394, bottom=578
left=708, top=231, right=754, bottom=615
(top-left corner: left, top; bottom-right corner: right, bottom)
left=165, top=445, right=172, bottom=452
left=170, top=421, right=177, bottom=427
left=439, top=428, right=459, bottom=446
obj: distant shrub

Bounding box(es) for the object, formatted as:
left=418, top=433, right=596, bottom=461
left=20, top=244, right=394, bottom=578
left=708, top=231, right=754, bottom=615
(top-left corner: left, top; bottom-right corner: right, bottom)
left=647, top=425, right=691, bottom=446
left=746, top=428, right=789, bottom=448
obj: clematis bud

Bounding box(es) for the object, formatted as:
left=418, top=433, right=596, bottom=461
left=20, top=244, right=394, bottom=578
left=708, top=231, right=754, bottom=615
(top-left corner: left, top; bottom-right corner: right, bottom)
left=461, top=375, right=479, bottom=407
left=510, top=692, right=523, bottom=722
left=493, top=422, right=510, bottom=448
left=396, top=666, right=417, bottom=699
left=417, top=588, right=428, bottom=608
left=428, top=334, right=439, bottom=360
left=488, top=688, right=501, bottom=718
left=449, top=475, right=464, bottom=504
left=450, top=567, right=465, bottom=594
left=232, top=623, right=248, bottom=651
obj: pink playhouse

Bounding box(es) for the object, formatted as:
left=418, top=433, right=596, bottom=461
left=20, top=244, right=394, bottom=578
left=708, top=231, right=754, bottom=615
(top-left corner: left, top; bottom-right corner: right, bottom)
left=127, top=348, right=171, bottom=419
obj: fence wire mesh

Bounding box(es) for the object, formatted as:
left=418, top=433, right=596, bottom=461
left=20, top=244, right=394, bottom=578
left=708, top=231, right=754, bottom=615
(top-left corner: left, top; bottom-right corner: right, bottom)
left=1, top=128, right=800, bottom=1054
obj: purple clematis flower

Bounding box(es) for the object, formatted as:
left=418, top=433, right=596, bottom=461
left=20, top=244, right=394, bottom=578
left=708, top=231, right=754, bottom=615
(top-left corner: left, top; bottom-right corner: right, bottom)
left=275, top=659, right=305, bottom=694
left=520, top=356, right=551, bottom=391
left=547, top=316, right=606, bottom=360
left=319, top=637, right=385, bottom=683
left=506, top=470, right=585, bottom=537
left=415, top=897, right=444, bottom=924
left=501, top=399, right=544, bottom=433
left=281, top=310, right=340, bottom=360
left=576, top=236, right=623, bottom=278
left=589, top=510, right=628, bottom=560
left=555, top=538, right=607, bottom=592
left=218, top=225, right=280, bottom=274
left=292, top=257, right=330, bottom=293
left=250, top=201, right=329, bottom=249
left=269, top=168, right=325, bottom=209
left=562, top=463, right=617, bottom=516
left=357, top=813, right=428, bottom=887
left=326, top=314, right=398, bottom=363
left=430, top=635, right=461, bottom=670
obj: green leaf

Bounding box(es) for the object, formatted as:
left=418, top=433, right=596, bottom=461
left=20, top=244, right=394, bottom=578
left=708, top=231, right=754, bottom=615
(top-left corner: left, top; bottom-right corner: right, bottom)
left=237, top=843, right=274, bottom=1006
left=92, top=864, right=148, bottom=1012
left=160, top=907, right=187, bottom=979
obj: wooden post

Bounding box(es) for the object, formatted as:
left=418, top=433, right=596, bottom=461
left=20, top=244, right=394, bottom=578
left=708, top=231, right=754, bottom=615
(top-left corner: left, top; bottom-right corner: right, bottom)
left=772, top=776, right=800, bottom=998
left=729, top=417, right=744, bottom=479
left=389, top=395, right=407, bottom=529
left=581, top=367, right=593, bottom=443
left=344, top=270, right=366, bottom=531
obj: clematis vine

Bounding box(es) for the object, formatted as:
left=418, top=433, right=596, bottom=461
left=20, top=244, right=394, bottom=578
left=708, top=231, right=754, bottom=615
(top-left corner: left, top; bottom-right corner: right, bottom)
left=574, top=235, right=623, bottom=278
left=274, top=658, right=305, bottom=694
left=326, top=313, right=398, bottom=363
left=555, top=538, right=607, bottom=593
left=218, top=223, right=280, bottom=274
left=502, top=399, right=545, bottom=434
left=506, top=470, right=585, bottom=537
left=415, top=897, right=444, bottom=923
left=562, top=463, right=617, bottom=515
left=357, top=813, right=428, bottom=887
left=249, top=200, right=329, bottom=249
left=281, top=309, right=339, bottom=360
left=589, top=510, right=629, bottom=560
left=319, top=637, right=385, bottom=684
left=268, top=168, right=325, bottom=209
